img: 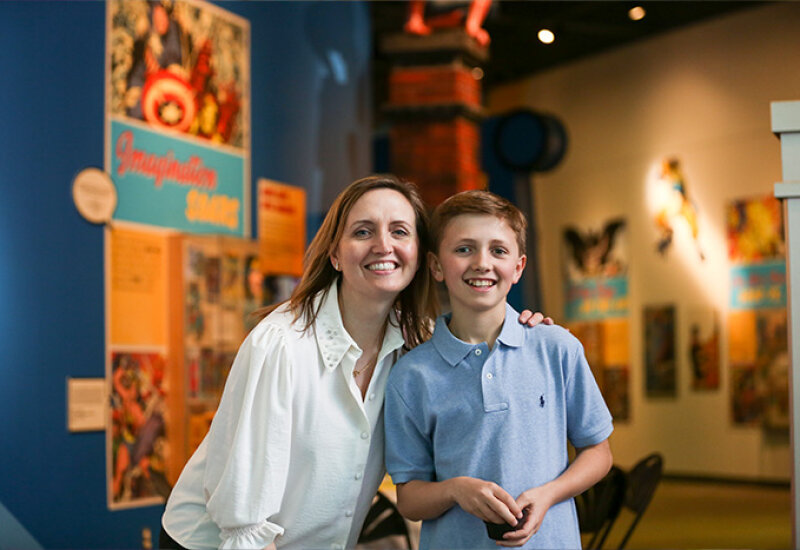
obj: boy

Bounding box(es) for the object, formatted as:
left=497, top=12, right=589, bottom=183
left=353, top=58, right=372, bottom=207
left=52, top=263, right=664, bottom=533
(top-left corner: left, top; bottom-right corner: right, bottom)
left=384, top=191, right=614, bottom=549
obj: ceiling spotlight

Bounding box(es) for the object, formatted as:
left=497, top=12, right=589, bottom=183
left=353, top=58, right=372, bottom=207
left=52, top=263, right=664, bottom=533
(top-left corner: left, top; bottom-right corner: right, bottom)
left=538, top=28, right=555, bottom=44
left=628, top=6, right=646, bottom=21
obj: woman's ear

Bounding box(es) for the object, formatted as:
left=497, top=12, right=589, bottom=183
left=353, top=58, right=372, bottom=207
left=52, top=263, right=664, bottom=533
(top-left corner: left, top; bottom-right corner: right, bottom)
left=329, top=251, right=340, bottom=271
left=428, top=251, right=444, bottom=282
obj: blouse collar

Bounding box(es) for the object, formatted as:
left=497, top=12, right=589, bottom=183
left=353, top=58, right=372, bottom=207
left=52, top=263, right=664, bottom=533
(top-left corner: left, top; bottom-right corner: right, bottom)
left=314, top=283, right=405, bottom=372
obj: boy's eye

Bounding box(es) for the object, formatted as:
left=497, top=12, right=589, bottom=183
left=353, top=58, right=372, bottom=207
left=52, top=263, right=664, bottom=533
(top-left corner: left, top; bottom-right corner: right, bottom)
left=492, top=247, right=509, bottom=256
left=455, top=246, right=472, bottom=254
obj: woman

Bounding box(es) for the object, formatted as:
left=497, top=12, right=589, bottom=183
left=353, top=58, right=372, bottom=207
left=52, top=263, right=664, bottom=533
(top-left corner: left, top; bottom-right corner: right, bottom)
left=160, top=175, right=548, bottom=549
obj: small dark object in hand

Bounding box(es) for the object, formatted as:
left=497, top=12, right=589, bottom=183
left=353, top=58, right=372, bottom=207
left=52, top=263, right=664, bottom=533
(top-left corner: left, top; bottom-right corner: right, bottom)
left=484, top=508, right=528, bottom=540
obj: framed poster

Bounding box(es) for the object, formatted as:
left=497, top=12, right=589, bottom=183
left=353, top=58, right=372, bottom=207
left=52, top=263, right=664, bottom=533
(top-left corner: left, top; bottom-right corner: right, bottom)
left=563, top=219, right=631, bottom=420
left=106, top=0, right=250, bottom=237
left=565, top=319, right=631, bottom=421
left=108, top=349, right=170, bottom=508
left=258, top=179, right=307, bottom=277
left=686, top=307, right=720, bottom=391
left=643, top=304, right=677, bottom=398
left=726, top=195, right=788, bottom=429
left=562, top=219, right=628, bottom=321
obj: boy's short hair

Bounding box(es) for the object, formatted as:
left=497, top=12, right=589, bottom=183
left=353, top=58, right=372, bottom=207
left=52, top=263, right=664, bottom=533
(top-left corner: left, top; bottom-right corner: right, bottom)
left=431, top=190, right=527, bottom=254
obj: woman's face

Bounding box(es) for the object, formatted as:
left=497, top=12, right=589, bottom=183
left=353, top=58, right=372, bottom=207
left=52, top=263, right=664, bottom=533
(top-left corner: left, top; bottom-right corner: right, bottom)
left=331, top=188, right=420, bottom=306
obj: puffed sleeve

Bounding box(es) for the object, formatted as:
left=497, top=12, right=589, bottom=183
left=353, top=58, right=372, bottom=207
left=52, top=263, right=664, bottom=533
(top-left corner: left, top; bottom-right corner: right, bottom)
left=384, top=377, right=436, bottom=484
left=202, top=322, right=293, bottom=549
left=565, top=338, right=614, bottom=449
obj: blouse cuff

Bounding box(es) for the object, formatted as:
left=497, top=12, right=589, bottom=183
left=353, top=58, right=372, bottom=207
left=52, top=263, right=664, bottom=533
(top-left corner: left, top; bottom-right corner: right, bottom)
left=219, top=520, right=284, bottom=550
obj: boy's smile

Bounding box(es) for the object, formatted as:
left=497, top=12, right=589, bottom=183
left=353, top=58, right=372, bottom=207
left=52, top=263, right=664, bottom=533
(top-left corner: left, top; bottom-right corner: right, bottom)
left=431, top=213, right=526, bottom=320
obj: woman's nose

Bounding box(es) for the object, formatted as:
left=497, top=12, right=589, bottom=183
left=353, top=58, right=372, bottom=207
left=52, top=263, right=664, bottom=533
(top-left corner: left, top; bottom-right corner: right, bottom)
left=371, top=231, right=392, bottom=254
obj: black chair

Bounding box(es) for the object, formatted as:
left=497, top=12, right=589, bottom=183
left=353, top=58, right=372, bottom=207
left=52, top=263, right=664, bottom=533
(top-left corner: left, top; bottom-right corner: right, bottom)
left=577, top=465, right=628, bottom=550
left=615, top=453, right=664, bottom=549
left=357, top=491, right=412, bottom=548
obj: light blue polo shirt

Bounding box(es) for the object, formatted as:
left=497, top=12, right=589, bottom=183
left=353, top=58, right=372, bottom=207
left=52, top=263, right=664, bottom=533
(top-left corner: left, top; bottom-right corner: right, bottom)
left=384, top=303, right=614, bottom=549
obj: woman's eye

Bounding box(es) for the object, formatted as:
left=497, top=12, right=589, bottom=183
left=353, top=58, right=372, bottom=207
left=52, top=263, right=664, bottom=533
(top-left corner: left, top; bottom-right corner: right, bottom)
left=393, top=228, right=410, bottom=237
left=354, top=229, right=370, bottom=238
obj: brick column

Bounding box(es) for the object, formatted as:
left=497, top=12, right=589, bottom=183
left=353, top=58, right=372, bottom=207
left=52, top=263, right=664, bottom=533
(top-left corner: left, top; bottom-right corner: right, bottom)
left=381, top=29, right=488, bottom=207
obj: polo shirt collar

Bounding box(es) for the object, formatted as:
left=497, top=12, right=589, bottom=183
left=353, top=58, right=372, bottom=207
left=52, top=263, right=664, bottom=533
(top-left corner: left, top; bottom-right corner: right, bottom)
left=432, top=303, right=524, bottom=367
left=314, top=282, right=405, bottom=372
left=496, top=303, right=524, bottom=348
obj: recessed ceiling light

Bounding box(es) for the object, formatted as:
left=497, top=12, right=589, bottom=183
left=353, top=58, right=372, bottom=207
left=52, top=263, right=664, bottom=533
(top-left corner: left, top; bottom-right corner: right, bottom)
left=538, top=29, right=555, bottom=44
left=629, top=6, right=646, bottom=21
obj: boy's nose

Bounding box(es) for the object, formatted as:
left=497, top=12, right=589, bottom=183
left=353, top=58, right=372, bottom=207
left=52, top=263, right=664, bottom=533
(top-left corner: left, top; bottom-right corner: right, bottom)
left=471, top=258, right=490, bottom=272
left=472, top=250, right=491, bottom=270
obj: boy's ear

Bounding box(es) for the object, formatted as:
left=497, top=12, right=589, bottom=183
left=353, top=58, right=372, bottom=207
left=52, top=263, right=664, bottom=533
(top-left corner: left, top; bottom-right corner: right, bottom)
left=512, top=254, right=527, bottom=284
left=428, top=251, right=444, bottom=282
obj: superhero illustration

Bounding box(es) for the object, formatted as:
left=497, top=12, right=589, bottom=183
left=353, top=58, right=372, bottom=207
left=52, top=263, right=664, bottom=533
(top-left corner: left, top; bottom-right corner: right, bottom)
left=726, top=195, right=784, bottom=262
left=654, top=157, right=705, bottom=260
left=110, top=351, right=171, bottom=504
left=109, top=0, right=246, bottom=146
left=403, top=0, right=493, bottom=46
left=563, top=219, right=626, bottom=280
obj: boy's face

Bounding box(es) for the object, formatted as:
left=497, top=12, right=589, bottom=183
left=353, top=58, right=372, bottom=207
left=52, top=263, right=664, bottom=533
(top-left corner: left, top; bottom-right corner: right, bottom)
left=430, top=214, right=526, bottom=316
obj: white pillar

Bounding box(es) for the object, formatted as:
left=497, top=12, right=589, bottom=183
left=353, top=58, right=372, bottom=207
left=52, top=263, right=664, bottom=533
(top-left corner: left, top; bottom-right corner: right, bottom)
left=772, top=100, right=800, bottom=550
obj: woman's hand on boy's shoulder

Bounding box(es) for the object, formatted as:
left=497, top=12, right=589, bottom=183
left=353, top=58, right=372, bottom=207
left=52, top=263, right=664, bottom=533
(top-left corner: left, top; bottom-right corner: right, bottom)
left=518, top=310, right=554, bottom=327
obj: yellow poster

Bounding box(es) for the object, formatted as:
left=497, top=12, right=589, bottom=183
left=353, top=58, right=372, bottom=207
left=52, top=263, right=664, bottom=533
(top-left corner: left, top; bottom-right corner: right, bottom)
left=258, top=179, right=306, bottom=276
left=108, top=226, right=169, bottom=346
left=565, top=319, right=630, bottom=421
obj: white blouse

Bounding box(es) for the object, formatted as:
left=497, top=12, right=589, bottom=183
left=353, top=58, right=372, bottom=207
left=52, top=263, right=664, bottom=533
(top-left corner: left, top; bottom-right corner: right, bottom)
left=162, top=283, right=406, bottom=549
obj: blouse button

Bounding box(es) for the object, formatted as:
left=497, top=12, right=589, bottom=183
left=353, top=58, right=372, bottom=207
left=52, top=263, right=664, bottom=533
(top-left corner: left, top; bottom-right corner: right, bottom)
left=361, top=431, right=369, bottom=440
left=355, top=472, right=363, bottom=480
left=475, top=349, right=482, bottom=356
left=345, top=510, right=354, bottom=518
left=368, top=393, right=375, bottom=401
left=486, top=373, right=493, bottom=380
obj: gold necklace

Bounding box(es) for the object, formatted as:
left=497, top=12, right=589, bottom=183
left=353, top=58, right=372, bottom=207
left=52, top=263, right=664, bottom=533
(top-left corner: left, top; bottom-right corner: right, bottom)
left=352, top=355, right=377, bottom=378
left=353, top=323, right=387, bottom=378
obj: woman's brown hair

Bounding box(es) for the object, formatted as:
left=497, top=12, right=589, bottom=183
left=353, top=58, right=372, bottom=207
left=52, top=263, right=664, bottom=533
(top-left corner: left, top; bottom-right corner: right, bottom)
left=256, top=174, right=438, bottom=348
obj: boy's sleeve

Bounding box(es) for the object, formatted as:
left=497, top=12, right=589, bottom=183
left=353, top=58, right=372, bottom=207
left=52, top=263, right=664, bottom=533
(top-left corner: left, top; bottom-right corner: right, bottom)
left=384, top=379, right=436, bottom=484
left=565, top=339, right=614, bottom=449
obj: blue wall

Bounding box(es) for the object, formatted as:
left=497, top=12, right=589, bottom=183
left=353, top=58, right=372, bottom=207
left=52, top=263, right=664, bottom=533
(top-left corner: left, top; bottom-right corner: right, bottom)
left=0, top=2, right=372, bottom=548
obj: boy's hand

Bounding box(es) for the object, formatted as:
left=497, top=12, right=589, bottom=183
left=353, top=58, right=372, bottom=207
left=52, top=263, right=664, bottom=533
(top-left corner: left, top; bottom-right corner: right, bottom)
left=450, top=477, right=523, bottom=526
left=518, top=310, right=554, bottom=327
left=496, top=486, right=555, bottom=547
